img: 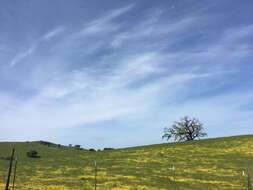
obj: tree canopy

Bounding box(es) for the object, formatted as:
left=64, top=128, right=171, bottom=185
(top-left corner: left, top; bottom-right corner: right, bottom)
left=163, top=116, right=207, bottom=142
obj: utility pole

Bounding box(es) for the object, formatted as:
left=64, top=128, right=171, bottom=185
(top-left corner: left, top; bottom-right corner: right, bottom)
left=12, top=158, right=18, bottom=190
left=5, top=148, right=15, bottom=190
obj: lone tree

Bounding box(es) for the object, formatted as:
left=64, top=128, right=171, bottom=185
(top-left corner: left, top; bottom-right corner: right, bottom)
left=163, top=116, right=207, bottom=142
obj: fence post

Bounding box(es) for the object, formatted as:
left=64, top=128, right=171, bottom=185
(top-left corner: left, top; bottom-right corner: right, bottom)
left=5, top=148, right=15, bottom=190
left=173, top=165, right=176, bottom=190
left=12, top=158, right=18, bottom=190
left=247, top=173, right=252, bottom=190
left=94, top=160, right=97, bottom=190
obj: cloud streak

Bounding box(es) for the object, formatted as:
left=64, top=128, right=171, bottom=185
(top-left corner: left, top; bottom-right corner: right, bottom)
left=9, top=26, right=65, bottom=67
left=1, top=2, right=253, bottom=147
left=9, top=46, right=36, bottom=67
left=42, top=26, right=65, bottom=40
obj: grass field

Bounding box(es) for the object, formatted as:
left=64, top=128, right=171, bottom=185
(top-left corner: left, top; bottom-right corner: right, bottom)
left=0, top=135, right=253, bottom=190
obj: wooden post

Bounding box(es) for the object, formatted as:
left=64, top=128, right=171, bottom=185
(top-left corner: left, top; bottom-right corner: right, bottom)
left=94, top=160, right=97, bottom=190
left=5, top=148, right=15, bottom=190
left=12, top=158, right=18, bottom=190
left=171, top=165, right=176, bottom=190
left=248, top=173, right=252, bottom=190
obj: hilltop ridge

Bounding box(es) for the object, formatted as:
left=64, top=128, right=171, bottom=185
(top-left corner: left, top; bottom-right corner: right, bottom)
left=0, top=135, right=253, bottom=190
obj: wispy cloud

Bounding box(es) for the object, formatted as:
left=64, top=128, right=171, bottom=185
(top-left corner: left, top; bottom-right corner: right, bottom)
left=9, top=26, right=65, bottom=67
left=1, top=2, right=253, bottom=147
left=42, top=26, right=65, bottom=40
left=81, top=4, right=134, bottom=35
left=9, top=46, right=36, bottom=67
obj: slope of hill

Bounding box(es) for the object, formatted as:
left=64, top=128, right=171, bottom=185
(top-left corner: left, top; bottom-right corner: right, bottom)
left=0, top=135, right=253, bottom=190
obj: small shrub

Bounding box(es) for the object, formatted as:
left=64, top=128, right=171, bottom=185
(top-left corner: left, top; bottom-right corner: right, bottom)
left=74, top=145, right=81, bottom=149
left=27, top=150, right=40, bottom=158
left=89, top=148, right=96, bottom=152
left=103, top=148, right=114, bottom=151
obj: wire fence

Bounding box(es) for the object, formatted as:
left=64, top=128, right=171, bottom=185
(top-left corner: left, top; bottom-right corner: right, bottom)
left=1, top=149, right=252, bottom=190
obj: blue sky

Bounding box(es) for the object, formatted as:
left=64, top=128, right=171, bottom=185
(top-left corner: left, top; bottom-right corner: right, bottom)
left=0, top=0, right=253, bottom=148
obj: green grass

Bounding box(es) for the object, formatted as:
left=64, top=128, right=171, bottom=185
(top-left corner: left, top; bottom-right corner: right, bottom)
left=0, top=135, right=253, bottom=190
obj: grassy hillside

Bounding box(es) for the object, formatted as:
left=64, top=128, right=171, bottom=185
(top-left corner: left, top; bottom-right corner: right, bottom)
left=0, top=135, right=253, bottom=190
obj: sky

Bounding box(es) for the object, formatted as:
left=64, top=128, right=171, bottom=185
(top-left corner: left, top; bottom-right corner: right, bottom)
left=0, top=0, right=253, bottom=148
